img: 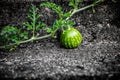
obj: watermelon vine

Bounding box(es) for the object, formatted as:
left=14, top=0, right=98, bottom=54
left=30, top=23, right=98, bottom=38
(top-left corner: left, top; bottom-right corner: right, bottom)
left=0, top=0, right=104, bottom=50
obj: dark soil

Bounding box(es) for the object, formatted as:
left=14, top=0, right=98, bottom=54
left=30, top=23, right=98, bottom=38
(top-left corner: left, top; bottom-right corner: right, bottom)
left=0, top=0, right=120, bottom=80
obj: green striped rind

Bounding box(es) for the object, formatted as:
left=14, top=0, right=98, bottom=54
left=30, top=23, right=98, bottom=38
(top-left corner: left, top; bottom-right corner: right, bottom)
left=60, top=27, right=82, bottom=48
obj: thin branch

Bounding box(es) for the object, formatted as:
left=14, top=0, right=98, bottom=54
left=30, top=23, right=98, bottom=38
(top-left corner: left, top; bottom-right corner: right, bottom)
left=66, top=0, right=104, bottom=20
left=0, top=34, right=52, bottom=49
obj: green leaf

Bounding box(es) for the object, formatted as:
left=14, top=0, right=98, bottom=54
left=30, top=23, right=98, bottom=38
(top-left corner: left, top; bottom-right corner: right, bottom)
left=10, top=35, right=19, bottom=43
left=24, top=4, right=45, bottom=34
left=69, top=0, right=75, bottom=7
left=36, top=22, right=46, bottom=30
left=69, top=0, right=83, bottom=9
left=53, top=20, right=61, bottom=29
left=20, top=31, right=28, bottom=40
left=41, top=2, right=63, bottom=17
left=36, top=14, right=42, bottom=19
left=1, top=26, right=13, bottom=34
left=66, top=20, right=76, bottom=26
left=0, top=26, right=20, bottom=36
left=63, top=11, right=72, bottom=18
left=45, top=28, right=53, bottom=33
left=52, top=19, right=76, bottom=31
left=69, top=0, right=77, bottom=9
left=23, top=22, right=33, bottom=30
left=28, top=15, right=33, bottom=21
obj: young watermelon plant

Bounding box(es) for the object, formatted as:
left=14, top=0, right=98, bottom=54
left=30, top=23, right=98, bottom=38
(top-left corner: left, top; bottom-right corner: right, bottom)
left=40, top=2, right=82, bottom=48
left=0, top=0, right=104, bottom=50
left=40, top=0, right=104, bottom=48
left=0, top=4, right=48, bottom=50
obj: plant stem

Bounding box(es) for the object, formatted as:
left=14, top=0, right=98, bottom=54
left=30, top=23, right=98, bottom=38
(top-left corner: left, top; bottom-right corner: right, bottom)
left=0, top=34, right=52, bottom=49
left=66, top=0, right=103, bottom=20
left=33, top=9, right=36, bottom=38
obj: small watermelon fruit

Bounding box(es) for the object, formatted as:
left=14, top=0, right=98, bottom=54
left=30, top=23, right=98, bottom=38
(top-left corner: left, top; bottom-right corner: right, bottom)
left=60, top=27, right=82, bottom=48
